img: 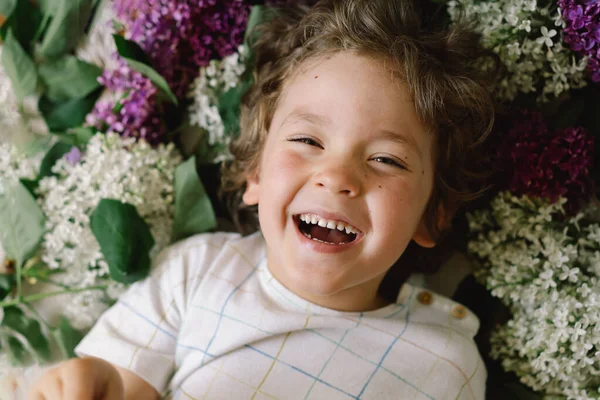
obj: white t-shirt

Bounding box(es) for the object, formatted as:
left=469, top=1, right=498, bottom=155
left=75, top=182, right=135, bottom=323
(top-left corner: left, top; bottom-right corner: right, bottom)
left=76, top=232, right=486, bottom=400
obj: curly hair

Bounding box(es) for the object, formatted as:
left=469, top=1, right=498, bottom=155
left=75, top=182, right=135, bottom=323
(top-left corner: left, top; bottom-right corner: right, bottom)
left=221, top=0, right=499, bottom=264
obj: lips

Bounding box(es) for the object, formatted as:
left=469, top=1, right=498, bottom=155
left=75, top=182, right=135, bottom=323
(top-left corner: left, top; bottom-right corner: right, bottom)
left=292, top=211, right=363, bottom=246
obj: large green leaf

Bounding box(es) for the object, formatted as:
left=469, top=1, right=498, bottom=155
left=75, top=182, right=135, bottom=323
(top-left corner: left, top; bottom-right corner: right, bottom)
left=0, top=0, right=42, bottom=50
left=53, top=317, right=84, bottom=359
left=1, top=306, right=51, bottom=364
left=90, top=199, right=155, bottom=284
left=113, top=35, right=178, bottom=105
left=37, top=0, right=95, bottom=58
left=39, top=86, right=103, bottom=131
left=1, top=29, right=38, bottom=102
left=0, top=274, right=15, bottom=301
left=0, top=179, right=45, bottom=266
left=38, top=141, right=73, bottom=180
left=38, top=56, right=102, bottom=102
left=0, top=0, right=16, bottom=17
left=172, top=157, right=217, bottom=241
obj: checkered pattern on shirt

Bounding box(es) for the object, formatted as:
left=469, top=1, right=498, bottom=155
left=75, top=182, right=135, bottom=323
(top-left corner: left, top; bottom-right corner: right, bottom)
left=76, top=232, right=486, bottom=400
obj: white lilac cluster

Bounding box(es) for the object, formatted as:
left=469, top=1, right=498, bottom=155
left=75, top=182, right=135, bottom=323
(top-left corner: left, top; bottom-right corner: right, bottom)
left=468, top=192, right=600, bottom=399
left=188, top=45, right=248, bottom=162
left=75, top=0, right=118, bottom=72
left=447, top=0, right=588, bottom=102
left=0, top=47, right=21, bottom=139
left=36, top=133, right=181, bottom=329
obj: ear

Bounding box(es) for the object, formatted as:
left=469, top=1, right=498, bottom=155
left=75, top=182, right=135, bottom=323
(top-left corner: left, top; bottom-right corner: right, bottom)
left=242, top=171, right=260, bottom=206
left=412, top=204, right=451, bottom=249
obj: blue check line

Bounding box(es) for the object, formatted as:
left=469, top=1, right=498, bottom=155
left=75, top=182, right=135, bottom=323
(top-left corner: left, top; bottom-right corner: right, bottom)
left=119, top=300, right=178, bottom=341
left=303, top=313, right=363, bottom=399
left=357, top=285, right=415, bottom=399
left=306, top=329, right=435, bottom=400
left=199, top=256, right=262, bottom=367
left=245, top=344, right=358, bottom=399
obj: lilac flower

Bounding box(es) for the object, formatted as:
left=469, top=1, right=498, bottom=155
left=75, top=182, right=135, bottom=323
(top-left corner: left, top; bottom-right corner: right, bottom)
left=64, top=147, right=82, bottom=166
left=113, top=0, right=250, bottom=99
left=86, top=59, right=166, bottom=145
left=558, top=0, right=600, bottom=82
left=493, top=111, right=595, bottom=211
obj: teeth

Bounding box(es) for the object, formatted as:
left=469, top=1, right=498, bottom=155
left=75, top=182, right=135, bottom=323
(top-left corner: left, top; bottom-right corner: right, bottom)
left=297, top=213, right=359, bottom=234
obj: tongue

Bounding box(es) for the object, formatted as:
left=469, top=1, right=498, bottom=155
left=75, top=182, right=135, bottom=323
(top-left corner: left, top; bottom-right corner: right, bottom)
left=308, top=225, right=353, bottom=244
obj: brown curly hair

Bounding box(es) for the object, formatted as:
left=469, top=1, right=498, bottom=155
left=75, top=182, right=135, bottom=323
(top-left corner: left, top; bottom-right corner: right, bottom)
left=221, top=0, right=499, bottom=280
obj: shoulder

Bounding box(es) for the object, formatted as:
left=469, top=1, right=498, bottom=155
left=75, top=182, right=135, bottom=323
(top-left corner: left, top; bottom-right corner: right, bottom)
left=398, top=283, right=480, bottom=338
left=149, top=231, right=266, bottom=279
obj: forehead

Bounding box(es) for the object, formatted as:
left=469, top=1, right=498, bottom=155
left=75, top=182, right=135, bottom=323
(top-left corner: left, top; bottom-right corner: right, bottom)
left=273, top=52, right=430, bottom=145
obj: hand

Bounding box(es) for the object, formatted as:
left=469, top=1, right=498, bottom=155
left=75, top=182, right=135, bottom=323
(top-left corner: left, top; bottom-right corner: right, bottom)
left=28, top=357, right=124, bottom=400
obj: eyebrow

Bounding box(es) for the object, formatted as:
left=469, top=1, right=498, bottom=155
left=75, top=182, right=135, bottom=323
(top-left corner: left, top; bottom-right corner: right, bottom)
left=280, top=109, right=423, bottom=159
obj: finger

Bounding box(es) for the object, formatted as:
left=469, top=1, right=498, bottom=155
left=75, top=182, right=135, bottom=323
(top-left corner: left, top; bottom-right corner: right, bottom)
left=101, top=376, right=125, bottom=400
left=60, top=362, right=96, bottom=400
left=27, top=374, right=63, bottom=400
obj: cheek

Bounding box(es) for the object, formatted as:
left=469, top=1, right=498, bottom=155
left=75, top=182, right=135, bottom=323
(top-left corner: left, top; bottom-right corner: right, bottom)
left=372, top=180, right=424, bottom=231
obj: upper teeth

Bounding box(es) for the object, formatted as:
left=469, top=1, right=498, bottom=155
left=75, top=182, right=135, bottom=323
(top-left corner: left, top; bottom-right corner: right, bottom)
left=298, top=214, right=358, bottom=234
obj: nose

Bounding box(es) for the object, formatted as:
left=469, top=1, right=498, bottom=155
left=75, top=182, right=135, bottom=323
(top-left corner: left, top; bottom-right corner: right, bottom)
left=313, top=161, right=362, bottom=197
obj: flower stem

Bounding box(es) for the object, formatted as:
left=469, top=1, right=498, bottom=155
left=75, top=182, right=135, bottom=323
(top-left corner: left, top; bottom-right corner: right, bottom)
left=0, top=285, right=108, bottom=308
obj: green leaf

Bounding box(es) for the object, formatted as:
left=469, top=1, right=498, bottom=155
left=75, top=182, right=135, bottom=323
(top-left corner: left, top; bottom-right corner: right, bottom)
left=112, top=34, right=151, bottom=65
left=218, top=78, right=252, bottom=138
left=90, top=199, right=155, bottom=284
left=37, top=0, right=95, bottom=58
left=38, top=141, right=73, bottom=180
left=0, top=0, right=42, bottom=50
left=125, top=58, right=178, bottom=105
left=53, top=317, right=84, bottom=359
left=172, top=157, right=217, bottom=241
left=244, top=6, right=269, bottom=47
left=19, top=178, right=39, bottom=198
left=0, top=0, right=16, bottom=17
left=38, top=56, right=102, bottom=102
left=113, top=35, right=178, bottom=105
left=53, top=127, right=96, bottom=148
left=39, top=86, right=103, bottom=131
left=0, top=274, right=15, bottom=301
left=0, top=179, right=45, bottom=266
left=1, top=29, right=38, bottom=102
left=1, top=306, right=51, bottom=364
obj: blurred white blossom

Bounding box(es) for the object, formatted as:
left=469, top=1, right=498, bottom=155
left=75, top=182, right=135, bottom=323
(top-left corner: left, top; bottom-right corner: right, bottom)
left=447, top=0, right=588, bottom=102
left=468, top=192, right=600, bottom=399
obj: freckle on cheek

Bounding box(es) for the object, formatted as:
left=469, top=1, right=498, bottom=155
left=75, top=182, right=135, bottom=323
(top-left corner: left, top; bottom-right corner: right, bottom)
left=378, top=185, right=382, bottom=189
left=314, top=75, right=318, bottom=79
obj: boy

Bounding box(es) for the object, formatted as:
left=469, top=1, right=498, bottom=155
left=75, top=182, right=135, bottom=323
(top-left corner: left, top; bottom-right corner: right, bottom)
left=29, top=0, right=496, bottom=398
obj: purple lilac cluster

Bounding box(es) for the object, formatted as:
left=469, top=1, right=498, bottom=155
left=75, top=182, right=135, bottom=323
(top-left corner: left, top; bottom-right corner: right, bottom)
left=495, top=112, right=594, bottom=210
left=86, top=60, right=166, bottom=145
left=113, top=0, right=250, bottom=99
left=558, top=0, right=600, bottom=82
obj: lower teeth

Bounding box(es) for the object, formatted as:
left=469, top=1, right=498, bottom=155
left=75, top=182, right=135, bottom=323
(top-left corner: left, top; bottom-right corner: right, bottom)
left=302, top=231, right=349, bottom=245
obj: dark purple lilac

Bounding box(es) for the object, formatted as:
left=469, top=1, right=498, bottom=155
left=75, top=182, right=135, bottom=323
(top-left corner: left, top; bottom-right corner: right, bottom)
left=559, top=0, right=600, bottom=82
left=86, top=60, right=166, bottom=145
left=113, top=0, right=251, bottom=99
left=494, top=112, right=594, bottom=211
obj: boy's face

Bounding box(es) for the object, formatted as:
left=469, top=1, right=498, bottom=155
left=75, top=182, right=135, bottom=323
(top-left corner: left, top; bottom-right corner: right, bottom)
left=243, top=52, right=436, bottom=311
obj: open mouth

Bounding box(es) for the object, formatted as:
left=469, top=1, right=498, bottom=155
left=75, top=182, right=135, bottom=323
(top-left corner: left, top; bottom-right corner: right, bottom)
left=294, top=213, right=360, bottom=245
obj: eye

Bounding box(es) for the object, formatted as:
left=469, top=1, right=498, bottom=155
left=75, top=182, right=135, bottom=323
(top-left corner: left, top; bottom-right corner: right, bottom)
left=287, top=137, right=323, bottom=148
left=371, top=156, right=408, bottom=170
